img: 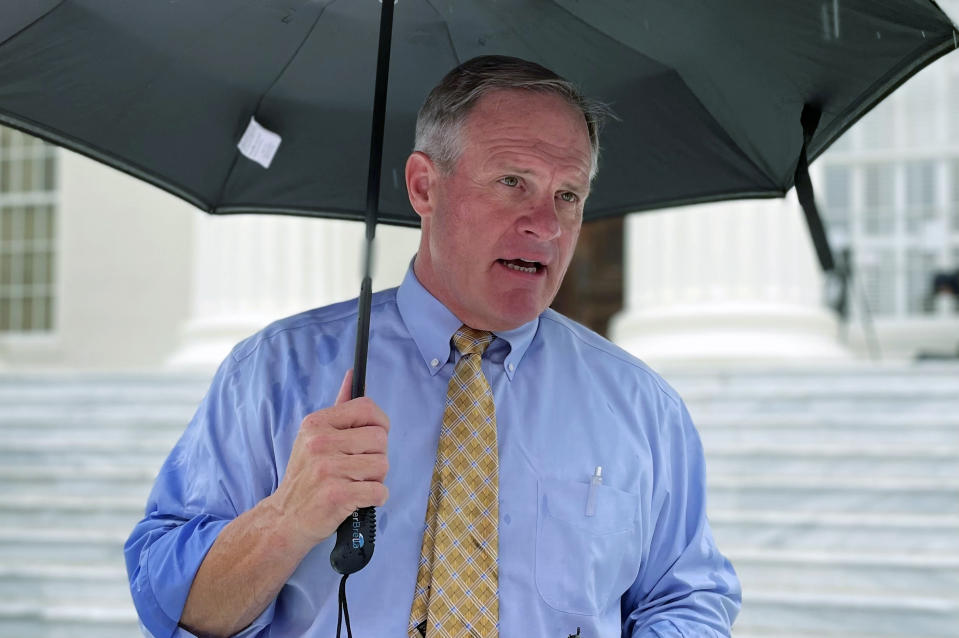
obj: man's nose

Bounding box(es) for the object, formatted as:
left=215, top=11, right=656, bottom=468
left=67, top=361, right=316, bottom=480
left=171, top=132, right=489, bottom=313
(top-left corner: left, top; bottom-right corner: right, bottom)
left=517, top=196, right=561, bottom=240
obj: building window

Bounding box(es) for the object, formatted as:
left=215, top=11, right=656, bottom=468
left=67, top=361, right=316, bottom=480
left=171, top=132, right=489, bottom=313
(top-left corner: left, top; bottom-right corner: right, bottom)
left=951, top=159, right=959, bottom=234
left=904, top=160, right=937, bottom=235
left=951, top=50, right=959, bottom=145
left=0, top=126, right=57, bottom=333
left=823, top=165, right=851, bottom=240
left=863, top=164, right=895, bottom=236
left=858, top=248, right=897, bottom=317
left=906, top=248, right=938, bottom=314
left=901, top=69, right=938, bottom=149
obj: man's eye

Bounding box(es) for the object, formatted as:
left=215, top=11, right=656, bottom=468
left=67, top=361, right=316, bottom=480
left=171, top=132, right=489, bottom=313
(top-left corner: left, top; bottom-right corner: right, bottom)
left=500, top=176, right=520, bottom=187
left=559, top=191, right=578, bottom=203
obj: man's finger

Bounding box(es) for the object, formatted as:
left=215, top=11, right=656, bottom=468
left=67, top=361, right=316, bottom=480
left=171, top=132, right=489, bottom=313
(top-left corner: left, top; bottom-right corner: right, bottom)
left=334, top=452, right=389, bottom=483
left=344, top=481, right=390, bottom=509
left=335, top=369, right=353, bottom=406
left=336, top=426, right=389, bottom=455
left=325, top=398, right=390, bottom=432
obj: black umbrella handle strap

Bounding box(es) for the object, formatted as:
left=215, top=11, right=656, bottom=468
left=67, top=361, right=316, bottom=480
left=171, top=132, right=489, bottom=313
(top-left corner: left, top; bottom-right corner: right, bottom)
left=336, top=575, right=353, bottom=638
left=794, top=104, right=835, bottom=273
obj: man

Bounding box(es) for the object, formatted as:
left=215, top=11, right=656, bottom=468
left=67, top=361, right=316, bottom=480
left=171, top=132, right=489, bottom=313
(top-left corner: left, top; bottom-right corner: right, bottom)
left=125, top=55, right=740, bottom=637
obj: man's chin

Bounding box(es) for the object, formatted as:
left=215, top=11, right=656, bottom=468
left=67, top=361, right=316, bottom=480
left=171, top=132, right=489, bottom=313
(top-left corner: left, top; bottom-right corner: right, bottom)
left=479, top=300, right=549, bottom=332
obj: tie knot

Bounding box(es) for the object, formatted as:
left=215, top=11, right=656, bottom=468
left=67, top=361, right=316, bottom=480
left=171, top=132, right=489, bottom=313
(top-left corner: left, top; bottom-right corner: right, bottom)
left=452, top=325, right=494, bottom=357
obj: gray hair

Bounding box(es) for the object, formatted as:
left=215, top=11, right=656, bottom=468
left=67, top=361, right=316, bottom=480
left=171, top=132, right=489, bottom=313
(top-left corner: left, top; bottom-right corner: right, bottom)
left=414, top=55, right=609, bottom=181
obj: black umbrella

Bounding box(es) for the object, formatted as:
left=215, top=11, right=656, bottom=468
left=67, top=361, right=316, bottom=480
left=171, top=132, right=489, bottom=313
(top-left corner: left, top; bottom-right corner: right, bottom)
left=1, top=0, right=957, bottom=380
left=1, top=0, right=957, bottom=605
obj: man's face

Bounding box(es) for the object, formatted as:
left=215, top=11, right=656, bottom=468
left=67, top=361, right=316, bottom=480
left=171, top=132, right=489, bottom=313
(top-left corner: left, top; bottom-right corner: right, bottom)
left=408, top=89, right=592, bottom=331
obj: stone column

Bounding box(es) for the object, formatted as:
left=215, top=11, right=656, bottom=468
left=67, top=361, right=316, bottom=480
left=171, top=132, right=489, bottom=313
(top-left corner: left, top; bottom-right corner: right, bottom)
left=166, top=213, right=418, bottom=370
left=609, top=193, right=852, bottom=366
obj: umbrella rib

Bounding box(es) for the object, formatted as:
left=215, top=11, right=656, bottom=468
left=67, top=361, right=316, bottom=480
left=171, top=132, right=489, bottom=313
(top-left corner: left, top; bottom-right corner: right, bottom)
left=583, top=188, right=784, bottom=223
left=210, top=0, right=338, bottom=213
left=423, top=0, right=463, bottom=65
left=0, top=110, right=211, bottom=212
left=0, top=0, right=65, bottom=48
left=808, top=34, right=959, bottom=162
left=546, top=1, right=788, bottom=188
left=216, top=204, right=417, bottom=226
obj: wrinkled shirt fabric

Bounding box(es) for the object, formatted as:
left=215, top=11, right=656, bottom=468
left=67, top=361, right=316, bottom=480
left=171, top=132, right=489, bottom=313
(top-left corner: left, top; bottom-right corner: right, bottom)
left=125, top=267, right=740, bottom=637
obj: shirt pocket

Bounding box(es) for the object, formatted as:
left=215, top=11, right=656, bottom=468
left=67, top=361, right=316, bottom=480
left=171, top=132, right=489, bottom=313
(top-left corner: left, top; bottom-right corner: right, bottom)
left=534, top=478, right=641, bottom=616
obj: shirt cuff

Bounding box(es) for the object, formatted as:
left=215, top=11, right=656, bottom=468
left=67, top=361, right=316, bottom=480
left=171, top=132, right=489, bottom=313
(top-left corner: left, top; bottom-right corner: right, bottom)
left=162, top=601, right=277, bottom=638
left=637, top=618, right=730, bottom=638
left=131, top=516, right=231, bottom=637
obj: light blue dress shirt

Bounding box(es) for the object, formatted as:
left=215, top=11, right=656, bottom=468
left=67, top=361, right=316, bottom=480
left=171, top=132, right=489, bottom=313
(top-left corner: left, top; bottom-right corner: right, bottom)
left=125, top=267, right=740, bottom=637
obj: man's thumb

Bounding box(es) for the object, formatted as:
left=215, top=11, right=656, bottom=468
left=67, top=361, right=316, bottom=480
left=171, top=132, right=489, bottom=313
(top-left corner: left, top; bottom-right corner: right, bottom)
left=335, top=369, right=353, bottom=406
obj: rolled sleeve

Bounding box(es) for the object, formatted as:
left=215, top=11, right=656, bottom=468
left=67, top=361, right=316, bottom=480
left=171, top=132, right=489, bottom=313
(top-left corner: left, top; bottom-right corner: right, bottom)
left=126, top=515, right=230, bottom=636
left=622, top=398, right=741, bottom=637
left=124, top=350, right=280, bottom=637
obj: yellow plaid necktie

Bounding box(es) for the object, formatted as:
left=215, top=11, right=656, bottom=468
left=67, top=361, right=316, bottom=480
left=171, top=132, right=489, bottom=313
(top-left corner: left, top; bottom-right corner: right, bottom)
left=409, top=326, right=499, bottom=638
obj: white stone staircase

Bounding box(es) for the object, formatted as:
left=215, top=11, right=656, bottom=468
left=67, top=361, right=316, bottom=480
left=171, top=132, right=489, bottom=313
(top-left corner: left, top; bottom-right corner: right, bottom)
left=0, top=374, right=210, bottom=638
left=1, top=365, right=957, bottom=637
left=665, top=364, right=959, bottom=638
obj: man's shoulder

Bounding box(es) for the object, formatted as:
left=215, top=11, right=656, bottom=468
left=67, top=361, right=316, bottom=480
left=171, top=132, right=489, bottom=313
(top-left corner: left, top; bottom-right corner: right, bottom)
left=228, top=287, right=399, bottom=364
left=537, top=308, right=683, bottom=404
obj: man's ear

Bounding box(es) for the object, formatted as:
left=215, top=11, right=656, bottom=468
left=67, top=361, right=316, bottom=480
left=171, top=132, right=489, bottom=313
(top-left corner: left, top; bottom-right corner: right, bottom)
left=406, top=151, right=437, bottom=220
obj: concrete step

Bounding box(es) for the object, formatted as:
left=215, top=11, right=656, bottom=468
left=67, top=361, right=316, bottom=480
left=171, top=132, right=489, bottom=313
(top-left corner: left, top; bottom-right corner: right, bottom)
left=0, top=527, right=130, bottom=567
left=0, top=494, right=146, bottom=533
left=704, top=445, right=959, bottom=478
left=0, top=506, right=150, bottom=535
left=0, top=404, right=197, bottom=428
left=0, top=448, right=168, bottom=469
left=0, top=374, right=209, bottom=402
left=696, top=417, right=958, bottom=447
left=686, top=397, right=959, bottom=425
left=0, top=475, right=157, bottom=500
left=732, top=631, right=937, bottom=638
left=0, top=564, right=131, bottom=607
left=663, top=365, right=959, bottom=398
left=0, top=427, right=184, bottom=450
left=708, top=475, right=959, bottom=515
left=710, top=511, right=959, bottom=553
left=0, top=433, right=180, bottom=454
left=727, top=548, right=959, bottom=599
left=734, top=589, right=959, bottom=638
left=0, top=600, right=138, bottom=638
left=0, top=465, right=158, bottom=482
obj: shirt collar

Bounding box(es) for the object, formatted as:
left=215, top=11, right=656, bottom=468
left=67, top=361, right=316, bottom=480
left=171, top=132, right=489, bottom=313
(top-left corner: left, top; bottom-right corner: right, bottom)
left=395, top=264, right=538, bottom=380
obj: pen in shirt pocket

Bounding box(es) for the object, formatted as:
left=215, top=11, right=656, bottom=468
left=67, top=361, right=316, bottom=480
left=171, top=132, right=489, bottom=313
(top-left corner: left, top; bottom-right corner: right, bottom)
left=585, top=466, right=602, bottom=516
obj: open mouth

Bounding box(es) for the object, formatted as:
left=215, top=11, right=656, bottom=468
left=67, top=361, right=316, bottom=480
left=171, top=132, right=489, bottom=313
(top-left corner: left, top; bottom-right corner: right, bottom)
left=498, top=258, right=543, bottom=274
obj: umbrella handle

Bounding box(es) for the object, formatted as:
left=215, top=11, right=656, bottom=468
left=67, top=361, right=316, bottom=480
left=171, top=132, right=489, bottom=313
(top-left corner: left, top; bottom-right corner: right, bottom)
left=329, top=275, right=377, bottom=576
left=330, top=505, right=377, bottom=575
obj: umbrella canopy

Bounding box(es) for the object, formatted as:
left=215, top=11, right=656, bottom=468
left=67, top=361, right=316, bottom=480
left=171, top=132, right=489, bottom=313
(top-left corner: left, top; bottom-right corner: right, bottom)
left=1, top=1, right=956, bottom=227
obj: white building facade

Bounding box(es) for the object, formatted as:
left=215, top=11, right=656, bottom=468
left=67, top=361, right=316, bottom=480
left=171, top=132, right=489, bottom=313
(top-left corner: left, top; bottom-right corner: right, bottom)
left=1, top=17, right=958, bottom=370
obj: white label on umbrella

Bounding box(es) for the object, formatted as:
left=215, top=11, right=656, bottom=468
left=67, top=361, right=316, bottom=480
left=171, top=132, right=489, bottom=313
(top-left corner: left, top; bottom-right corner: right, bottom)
left=237, top=117, right=281, bottom=169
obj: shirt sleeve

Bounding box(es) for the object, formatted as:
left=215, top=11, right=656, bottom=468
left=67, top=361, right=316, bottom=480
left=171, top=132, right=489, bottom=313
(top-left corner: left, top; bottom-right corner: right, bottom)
left=123, top=351, right=281, bottom=638
left=621, top=396, right=741, bottom=637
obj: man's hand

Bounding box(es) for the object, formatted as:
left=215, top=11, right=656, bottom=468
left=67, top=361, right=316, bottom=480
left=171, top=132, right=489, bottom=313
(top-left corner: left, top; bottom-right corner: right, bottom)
left=267, top=369, right=391, bottom=548
left=179, top=370, right=389, bottom=637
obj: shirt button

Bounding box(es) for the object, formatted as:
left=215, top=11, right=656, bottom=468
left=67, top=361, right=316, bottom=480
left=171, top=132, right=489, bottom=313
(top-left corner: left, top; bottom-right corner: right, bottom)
left=431, top=358, right=440, bottom=367
left=508, top=363, right=515, bottom=372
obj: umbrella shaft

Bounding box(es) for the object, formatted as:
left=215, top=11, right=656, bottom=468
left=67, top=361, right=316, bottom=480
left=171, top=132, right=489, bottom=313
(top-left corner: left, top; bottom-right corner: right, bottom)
left=352, top=275, right=372, bottom=400
left=364, top=0, right=395, bottom=222
left=353, top=0, right=396, bottom=402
